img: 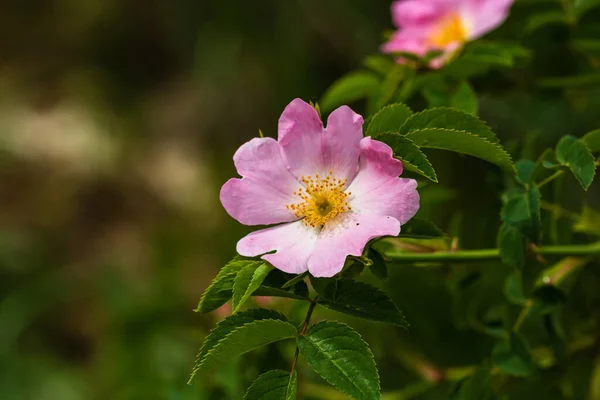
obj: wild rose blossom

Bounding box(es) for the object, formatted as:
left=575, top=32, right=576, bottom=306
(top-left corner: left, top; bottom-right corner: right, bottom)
left=220, top=99, right=419, bottom=278
left=382, top=0, right=514, bottom=68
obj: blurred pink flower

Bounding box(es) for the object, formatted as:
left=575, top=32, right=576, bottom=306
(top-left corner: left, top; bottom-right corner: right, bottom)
left=220, top=99, right=419, bottom=278
left=382, top=0, right=514, bottom=68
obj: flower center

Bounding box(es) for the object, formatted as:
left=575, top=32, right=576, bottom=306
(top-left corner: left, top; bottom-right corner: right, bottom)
left=286, top=172, right=352, bottom=228
left=429, top=12, right=467, bottom=47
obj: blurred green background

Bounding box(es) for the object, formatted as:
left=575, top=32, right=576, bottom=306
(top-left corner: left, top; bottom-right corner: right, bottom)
left=1, top=1, right=600, bottom=399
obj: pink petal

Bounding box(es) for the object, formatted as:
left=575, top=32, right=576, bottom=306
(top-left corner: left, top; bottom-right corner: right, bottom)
left=237, top=221, right=319, bottom=274
left=462, top=0, right=513, bottom=39
left=220, top=137, right=301, bottom=226
left=307, top=213, right=400, bottom=277
left=381, top=32, right=431, bottom=57
left=347, top=137, right=420, bottom=224
left=278, top=98, right=363, bottom=182
left=391, top=0, right=451, bottom=28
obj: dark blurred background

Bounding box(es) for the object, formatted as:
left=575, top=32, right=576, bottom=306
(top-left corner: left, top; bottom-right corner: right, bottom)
left=1, top=1, right=600, bottom=399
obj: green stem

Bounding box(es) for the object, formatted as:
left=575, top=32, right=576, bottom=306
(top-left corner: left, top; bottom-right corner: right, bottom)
left=385, top=242, right=600, bottom=264
left=537, top=170, right=565, bottom=189
left=290, top=298, right=317, bottom=375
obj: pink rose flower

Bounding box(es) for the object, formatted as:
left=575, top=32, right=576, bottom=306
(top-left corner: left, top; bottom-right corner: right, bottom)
left=382, top=0, right=514, bottom=68
left=220, top=99, right=419, bottom=278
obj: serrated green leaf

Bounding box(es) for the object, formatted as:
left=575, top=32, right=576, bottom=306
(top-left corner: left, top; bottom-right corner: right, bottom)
left=189, top=309, right=292, bottom=383
left=498, top=223, right=527, bottom=269
left=492, top=332, right=536, bottom=377
left=297, top=321, right=380, bottom=400
left=321, top=71, right=380, bottom=113
left=515, top=159, right=536, bottom=185
left=366, top=103, right=413, bottom=138
left=556, top=135, right=596, bottom=190
left=313, top=278, right=408, bottom=327
left=196, top=258, right=262, bottom=313
left=373, top=132, right=437, bottom=182
left=404, top=128, right=514, bottom=172
left=451, top=81, right=478, bottom=116
left=192, top=311, right=297, bottom=377
left=367, top=248, right=388, bottom=279
left=244, top=370, right=297, bottom=400
left=399, top=217, right=446, bottom=239
left=399, top=107, right=499, bottom=143
left=501, top=186, right=541, bottom=243
left=582, top=129, right=600, bottom=152
left=232, top=263, right=273, bottom=313
left=254, top=269, right=310, bottom=300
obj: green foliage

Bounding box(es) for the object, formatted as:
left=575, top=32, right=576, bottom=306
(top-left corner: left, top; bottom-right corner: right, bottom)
left=232, top=263, right=273, bottom=312
left=399, top=217, right=446, bottom=239
left=366, top=103, right=413, bottom=138
left=555, top=135, right=597, bottom=190
left=312, top=278, right=408, bottom=327
left=244, top=370, right=297, bottom=400
left=582, top=129, right=600, bottom=152
left=492, top=333, right=536, bottom=377
left=501, top=186, right=541, bottom=243
left=374, top=132, right=438, bottom=182
left=255, top=269, right=310, bottom=300
left=498, top=223, right=526, bottom=269
left=297, top=321, right=380, bottom=400
left=457, top=364, right=494, bottom=400
left=190, top=309, right=296, bottom=380
left=320, top=71, right=380, bottom=113
left=399, top=108, right=499, bottom=143
left=405, top=128, right=515, bottom=172
left=196, top=258, right=261, bottom=313
left=367, top=248, right=388, bottom=279
left=450, top=81, right=478, bottom=116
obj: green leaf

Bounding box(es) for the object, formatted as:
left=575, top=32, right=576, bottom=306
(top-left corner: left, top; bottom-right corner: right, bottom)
left=504, top=270, right=527, bottom=305
left=404, top=128, right=515, bottom=172
left=399, top=107, right=499, bottom=143
left=497, top=223, right=527, bottom=269
left=524, top=11, right=569, bottom=34
left=313, top=278, right=408, bottom=327
left=458, top=364, right=493, bottom=400
left=232, top=263, right=273, bottom=313
left=244, top=370, right=297, bottom=400
left=297, top=321, right=380, bottom=400
left=492, top=332, right=536, bottom=377
left=515, top=159, right=536, bottom=185
left=254, top=269, right=310, bottom=300
left=373, top=132, right=438, bottom=182
left=281, top=272, right=308, bottom=289
left=530, top=148, right=558, bottom=183
left=196, top=258, right=262, bottom=313
left=574, top=204, right=600, bottom=236
left=191, top=309, right=296, bottom=377
left=363, top=55, right=395, bottom=76
left=375, top=65, right=406, bottom=110
left=321, top=71, right=380, bottom=113
left=501, top=186, right=541, bottom=242
left=367, top=248, right=388, bottom=279
left=366, top=103, right=413, bottom=138
left=399, top=218, right=446, bottom=239
left=582, top=129, right=600, bottom=153
left=537, top=73, right=600, bottom=88
left=555, top=135, right=596, bottom=190
left=450, top=81, right=478, bottom=116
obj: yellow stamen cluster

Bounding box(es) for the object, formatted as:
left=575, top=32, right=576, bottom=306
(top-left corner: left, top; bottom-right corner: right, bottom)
left=286, top=171, right=352, bottom=228
left=429, top=13, right=467, bottom=47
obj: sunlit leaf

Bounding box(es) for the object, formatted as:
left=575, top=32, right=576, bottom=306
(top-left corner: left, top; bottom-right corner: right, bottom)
left=374, top=132, right=437, bottom=182
left=297, top=321, right=380, bottom=400
left=244, top=370, right=297, bottom=400
left=366, top=103, right=413, bottom=138
left=232, top=263, right=273, bottom=312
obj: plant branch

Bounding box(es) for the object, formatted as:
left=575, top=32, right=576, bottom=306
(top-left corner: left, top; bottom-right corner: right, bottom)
left=537, top=170, right=564, bottom=189
left=385, top=241, right=600, bottom=264
left=290, top=298, right=318, bottom=375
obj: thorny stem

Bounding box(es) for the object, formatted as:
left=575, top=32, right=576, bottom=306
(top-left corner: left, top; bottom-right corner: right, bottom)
left=290, top=298, right=318, bottom=375
left=385, top=241, right=600, bottom=264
